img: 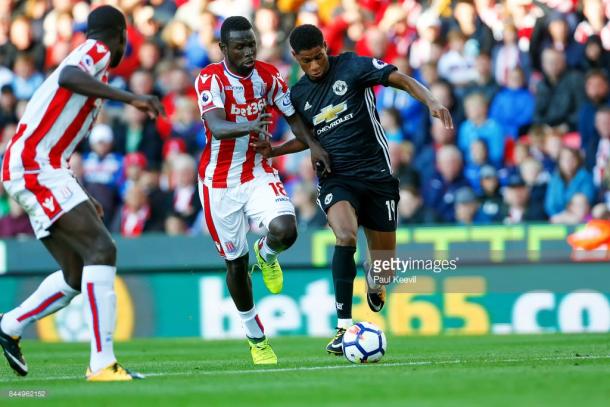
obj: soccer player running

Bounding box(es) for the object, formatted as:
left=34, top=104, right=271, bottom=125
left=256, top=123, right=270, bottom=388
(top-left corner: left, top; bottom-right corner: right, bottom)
left=0, top=6, right=163, bottom=381
left=194, top=17, right=328, bottom=364
left=254, top=25, right=453, bottom=354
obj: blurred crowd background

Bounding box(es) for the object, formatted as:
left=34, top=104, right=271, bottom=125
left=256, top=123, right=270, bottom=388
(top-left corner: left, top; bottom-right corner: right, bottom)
left=1, top=0, right=610, bottom=239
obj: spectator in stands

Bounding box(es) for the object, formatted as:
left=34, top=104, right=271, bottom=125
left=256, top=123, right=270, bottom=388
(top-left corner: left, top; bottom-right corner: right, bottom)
left=478, top=165, right=504, bottom=222
left=527, top=125, right=556, bottom=173
left=492, top=22, right=531, bottom=86
left=1, top=15, right=45, bottom=70
left=530, top=12, right=584, bottom=71
left=423, top=145, right=470, bottom=222
left=183, top=11, right=216, bottom=72
left=409, top=12, right=441, bottom=70
left=292, top=182, right=327, bottom=230
left=489, top=67, right=535, bottom=139
left=579, top=70, right=610, bottom=170
left=389, top=141, right=418, bottom=184
left=428, top=79, right=464, bottom=134
left=413, top=119, right=455, bottom=182
left=398, top=183, right=436, bottom=225
left=463, top=53, right=499, bottom=102
left=11, top=54, right=43, bottom=101
left=165, top=213, right=189, bottom=236
left=581, top=35, right=610, bottom=73
left=550, top=193, right=592, bottom=224
left=112, top=184, right=154, bottom=238
left=0, top=198, right=33, bottom=238
left=83, top=124, right=123, bottom=227
left=113, top=104, right=163, bottom=170
left=464, top=139, right=490, bottom=193
left=170, top=96, right=204, bottom=155
left=459, top=92, right=504, bottom=168
left=0, top=84, right=17, bottom=127
left=379, top=108, right=405, bottom=143
left=544, top=126, right=564, bottom=163
left=167, top=153, right=200, bottom=227
left=451, top=0, right=495, bottom=55
left=502, top=173, right=547, bottom=224
left=120, top=152, right=148, bottom=199
left=573, top=0, right=610, bottom=52
left=520, top=156, right=550, bottom=207
left=438, top=30, right=478, bottom=88
left=454, top=186, right=487, bottom=225
left=593, top=107, right=610, bottom=187
left=138, top=40, right=163, bottom=72
left=545, top=147, right=596, bottom=216
left=533, top=48, right=586, bottom=131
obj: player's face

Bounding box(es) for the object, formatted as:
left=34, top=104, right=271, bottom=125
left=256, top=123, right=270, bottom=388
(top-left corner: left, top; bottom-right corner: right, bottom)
left=222, top=30, right=257, bottom=76
left=293, top=44, right=329, bottom=81
left=109, top=29, right=126, bottom=68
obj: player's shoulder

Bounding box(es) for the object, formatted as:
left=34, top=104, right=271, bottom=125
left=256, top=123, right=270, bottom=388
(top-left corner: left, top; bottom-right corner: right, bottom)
left=197, top=62, right=224, bottom=78
left=253, top=60, right=282, bottom=80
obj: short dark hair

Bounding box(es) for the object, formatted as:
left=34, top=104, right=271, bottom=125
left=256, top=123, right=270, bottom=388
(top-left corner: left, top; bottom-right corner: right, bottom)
left=220, top=16, right=252, bottom=44
left=289, top=24, right=324, bottom=53
left=585, top=68, right=608, bottom=83
left=87, top=5, right=126, bottom=36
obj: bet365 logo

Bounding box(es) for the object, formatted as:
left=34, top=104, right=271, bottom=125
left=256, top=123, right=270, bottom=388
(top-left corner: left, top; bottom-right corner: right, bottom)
left=313, top=102, right=347, bottom=125
left=230, top=99, right=266, bottom=117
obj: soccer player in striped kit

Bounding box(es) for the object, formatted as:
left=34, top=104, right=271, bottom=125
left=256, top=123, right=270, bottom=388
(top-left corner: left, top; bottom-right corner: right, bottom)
left=0, top=6, right=163, bottom=381
left=194, top=17, right=329, bottom=364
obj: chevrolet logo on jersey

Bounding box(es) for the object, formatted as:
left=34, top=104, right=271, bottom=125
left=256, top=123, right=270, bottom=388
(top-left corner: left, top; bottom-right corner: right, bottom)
left=313, top=102, right=348, bottom=125
left=313, top=102, right=354, bottom=135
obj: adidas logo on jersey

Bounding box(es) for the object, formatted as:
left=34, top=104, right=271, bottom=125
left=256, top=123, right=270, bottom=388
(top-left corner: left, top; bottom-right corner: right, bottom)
left=304, top=101, right=312, bottom=111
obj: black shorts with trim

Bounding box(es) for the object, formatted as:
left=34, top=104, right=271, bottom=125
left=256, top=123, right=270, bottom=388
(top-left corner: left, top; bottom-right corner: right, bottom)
left=317, top=175, right=400, bottom=232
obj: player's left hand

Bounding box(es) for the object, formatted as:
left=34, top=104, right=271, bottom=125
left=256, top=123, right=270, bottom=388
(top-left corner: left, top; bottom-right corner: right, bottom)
left=250, top=137, right=273, bottom=158
left=428, top=101, right=453, bottom=130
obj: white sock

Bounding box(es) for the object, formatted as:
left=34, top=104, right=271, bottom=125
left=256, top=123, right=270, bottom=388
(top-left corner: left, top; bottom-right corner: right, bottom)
left=1, top=271, right=79, bottom=337
left=82, top=265, right=117, bottom=372
left=257, top=237, right=278, bottom=263
left=238, top=306, right=265, bottom=340
left=337, top=318, right=353, bottom=329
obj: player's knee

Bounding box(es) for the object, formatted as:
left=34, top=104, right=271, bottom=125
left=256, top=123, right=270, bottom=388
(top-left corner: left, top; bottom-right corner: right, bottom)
left=334, top=228, right=357, bottom=246
left=268, top=216, right=298, bottom=248
left=85, top=236, right=117, bottom=265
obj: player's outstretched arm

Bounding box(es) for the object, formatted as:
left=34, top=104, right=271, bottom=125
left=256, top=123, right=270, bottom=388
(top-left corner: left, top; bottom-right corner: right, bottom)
left=203, top=109, right=272, bottom=140
left=386, top=71, right=454, bottom=130
left=250, top=137, right=308, bottom=158
left=58, top=66, right=164, bottom=118
left=285, top=113, right=331, bottom=175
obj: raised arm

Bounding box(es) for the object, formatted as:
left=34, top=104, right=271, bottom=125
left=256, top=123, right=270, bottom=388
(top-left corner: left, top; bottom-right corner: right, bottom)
left=58, top=66, right=164, bottom=118
left=386, top=70, right=453, bottom=130
left=202, top=109, right=272, bottom=141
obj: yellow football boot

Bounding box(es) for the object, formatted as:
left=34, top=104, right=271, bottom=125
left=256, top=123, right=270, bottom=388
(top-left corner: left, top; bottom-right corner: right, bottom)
left=86, top=362, right=144, bottom=382
left=248, top=337, right=278, bottom=365
left=253, top=240, right=283, bottom=294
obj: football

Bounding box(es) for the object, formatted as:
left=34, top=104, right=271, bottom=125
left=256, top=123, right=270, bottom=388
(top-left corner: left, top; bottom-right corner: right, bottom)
left=342, top=322, right=387, bottom=363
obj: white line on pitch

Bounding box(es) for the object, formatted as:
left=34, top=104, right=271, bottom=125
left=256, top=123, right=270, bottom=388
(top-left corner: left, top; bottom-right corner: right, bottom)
left=0, top=355, right=608, bottom=383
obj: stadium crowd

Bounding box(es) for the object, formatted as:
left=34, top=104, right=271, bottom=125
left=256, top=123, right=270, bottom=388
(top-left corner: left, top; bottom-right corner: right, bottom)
left=1, top=0, right=610, bottom=239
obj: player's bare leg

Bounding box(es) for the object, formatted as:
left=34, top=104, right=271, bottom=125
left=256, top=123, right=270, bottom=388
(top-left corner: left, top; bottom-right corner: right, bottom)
left=0, top=241, right=81, bottom=376
left=44, top=201, right=141, bottom=381
left=254, top=214, right=297, bottom=294
left=226, top=254, right=277, bottom=364
left=363, top=228, right=396, bottom=312
left=325, top=201, right=359, bottom=354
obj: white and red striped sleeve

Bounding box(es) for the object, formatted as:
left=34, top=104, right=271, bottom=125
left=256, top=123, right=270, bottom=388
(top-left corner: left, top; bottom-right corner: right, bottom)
left=65, top=40, right=111, bottom=77
left=195, top=71, right=224, bottom=116
left=271, top=67, right=296, bottom=117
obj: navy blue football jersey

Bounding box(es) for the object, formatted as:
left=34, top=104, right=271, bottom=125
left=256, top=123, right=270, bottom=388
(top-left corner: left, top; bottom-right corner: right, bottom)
left=290, top=52, right=397, bottom=180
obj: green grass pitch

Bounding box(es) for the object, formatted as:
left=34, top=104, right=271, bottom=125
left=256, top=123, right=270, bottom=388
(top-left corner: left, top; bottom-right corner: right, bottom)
left=0, top=334, right=608, bottom=406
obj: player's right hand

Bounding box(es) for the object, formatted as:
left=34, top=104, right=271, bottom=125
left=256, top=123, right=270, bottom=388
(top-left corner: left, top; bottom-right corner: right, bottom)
left=249, top=113, right=273, bottom=138
left=130, top=94, right=165, bottom=119
left=310, top=142, right=331, bottom=177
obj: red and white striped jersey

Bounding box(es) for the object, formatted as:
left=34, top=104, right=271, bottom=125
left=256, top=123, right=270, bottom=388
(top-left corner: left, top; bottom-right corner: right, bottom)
left=1, top=39, right=111, bottom=181
left=195, top=60, right=296, bottom=188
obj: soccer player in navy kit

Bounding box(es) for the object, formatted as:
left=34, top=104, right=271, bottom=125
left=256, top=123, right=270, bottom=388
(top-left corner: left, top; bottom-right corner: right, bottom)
left=253, top=25, right=453, bottom=354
